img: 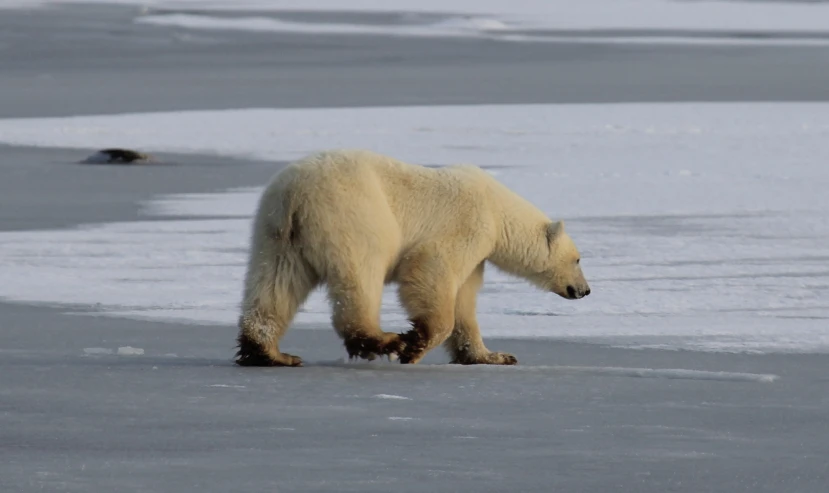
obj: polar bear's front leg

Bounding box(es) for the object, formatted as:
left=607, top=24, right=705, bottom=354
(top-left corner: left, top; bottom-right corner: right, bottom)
left=327, top=270, right=404, bottom=362
left=445, top=262, right=518, bottom=366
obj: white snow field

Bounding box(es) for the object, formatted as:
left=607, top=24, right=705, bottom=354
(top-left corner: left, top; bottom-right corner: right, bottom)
left=131, top=15, right=829, bottom=47
left=3, top=0, right=829, bottom=45
left=0, top=102, right=827, bottom=353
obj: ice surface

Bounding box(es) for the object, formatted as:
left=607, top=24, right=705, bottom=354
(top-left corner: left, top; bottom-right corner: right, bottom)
left=323, top=361, right=779, bottom=383
left=0, top=103, right=827, bottom=353
left=5, top=0, right=829, bottom=34
left=535, top=366, right=779, bottom=383
left=3, top=317, right=822, bottom=493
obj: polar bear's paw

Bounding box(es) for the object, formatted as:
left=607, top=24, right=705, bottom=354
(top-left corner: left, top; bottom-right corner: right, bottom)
left=235, top=333, right=303, bottom=367
left=397, top=320, right=429, bottom=364
left=344, top=331, right=403, bottom=362
left=484, top=351, right=518, bottom=365
left=451, top=351, right=518, bottom=366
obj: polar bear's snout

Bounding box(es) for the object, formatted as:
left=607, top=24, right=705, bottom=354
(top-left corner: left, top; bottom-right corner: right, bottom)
left=566, top=285, right=591, bottom=299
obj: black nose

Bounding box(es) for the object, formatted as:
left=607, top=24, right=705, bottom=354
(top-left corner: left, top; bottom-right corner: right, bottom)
left=584, top=288, right=591, bottom=296
left=567, top=285, right=576, bottom=298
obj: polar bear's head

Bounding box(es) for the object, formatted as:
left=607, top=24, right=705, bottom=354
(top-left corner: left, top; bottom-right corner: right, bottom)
left=533, top=221, right=591, bottom=300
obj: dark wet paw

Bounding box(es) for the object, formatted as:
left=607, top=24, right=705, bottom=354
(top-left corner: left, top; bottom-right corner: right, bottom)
left=397, top=320, right=429, bottom=364
left=235, top=351, right=303, bottom=367
left=235, top=333, right=302, bottom=367
left=344, top=333, right=403, bottom=361
left=235, top=333, right=269, bottom=366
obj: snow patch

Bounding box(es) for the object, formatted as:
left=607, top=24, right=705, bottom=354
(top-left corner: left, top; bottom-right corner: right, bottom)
left=373, top=394, right=412, bottom=400
left=84, top=346, right=146, bottom=356
left=0, top=103, right=827, bottom=354
left=135, top=13, right=509, bottom=40
left=116, top=346, right=145, bottom=356
left=83, top=347, right=113, bottom=355
left=132, top=12, right=829, bottom=46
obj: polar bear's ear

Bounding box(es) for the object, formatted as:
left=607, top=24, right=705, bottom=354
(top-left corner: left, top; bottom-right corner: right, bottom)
left=546, top=221, right=565, bottom=244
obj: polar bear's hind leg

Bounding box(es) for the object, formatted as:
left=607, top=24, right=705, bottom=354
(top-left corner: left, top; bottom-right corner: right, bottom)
left=235, top=225, right=317, bottom=367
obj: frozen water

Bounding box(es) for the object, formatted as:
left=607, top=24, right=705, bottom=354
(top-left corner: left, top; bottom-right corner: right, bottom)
left=0, top=103, right=827, bottom=353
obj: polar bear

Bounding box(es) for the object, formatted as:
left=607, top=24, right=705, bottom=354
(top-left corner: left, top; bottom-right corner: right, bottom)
left=235, top=149, right=590, bottom=367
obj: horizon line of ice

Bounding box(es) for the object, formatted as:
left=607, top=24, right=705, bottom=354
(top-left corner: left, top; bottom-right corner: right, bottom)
left=133, top=13, right=829, bottom=47
left=4, top=0, right=829, bottom=33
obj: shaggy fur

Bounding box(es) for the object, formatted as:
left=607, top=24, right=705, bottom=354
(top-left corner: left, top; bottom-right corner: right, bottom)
left=236, top=149, right=590, bottom=366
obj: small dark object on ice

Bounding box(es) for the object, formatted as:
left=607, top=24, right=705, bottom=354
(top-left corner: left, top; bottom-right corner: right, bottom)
left=81, top=148, right=155, bottom=164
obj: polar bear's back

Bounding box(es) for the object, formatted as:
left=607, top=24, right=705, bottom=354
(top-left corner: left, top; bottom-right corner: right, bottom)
left=278, top=148, right=434, bottom=219
left=267, top=149, right=497, bottom=258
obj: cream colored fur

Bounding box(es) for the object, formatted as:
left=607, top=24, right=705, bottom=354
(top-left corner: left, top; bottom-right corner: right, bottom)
left=236, top=149, right=590, bottom=367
